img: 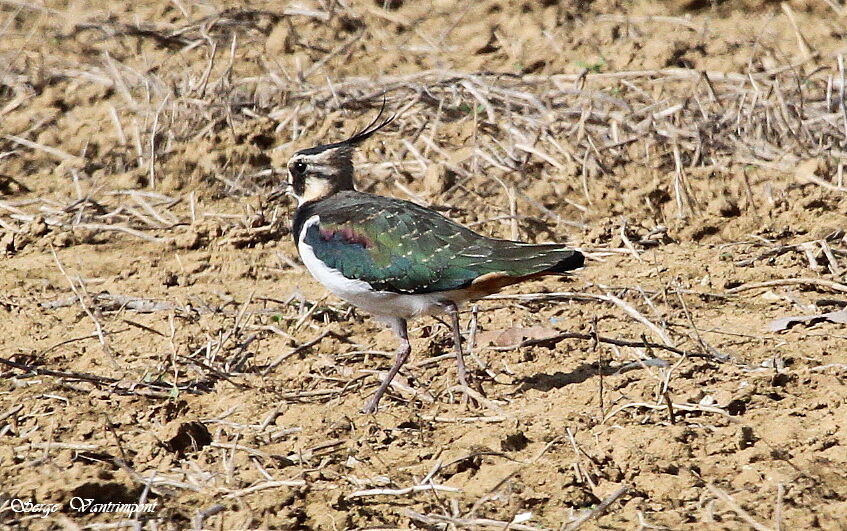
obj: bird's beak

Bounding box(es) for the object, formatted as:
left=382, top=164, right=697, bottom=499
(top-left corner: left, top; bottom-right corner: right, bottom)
left=267, top=182, right=293, bottom=203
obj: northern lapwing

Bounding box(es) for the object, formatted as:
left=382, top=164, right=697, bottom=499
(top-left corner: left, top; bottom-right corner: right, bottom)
left=283, top=110, right=584, bottom=413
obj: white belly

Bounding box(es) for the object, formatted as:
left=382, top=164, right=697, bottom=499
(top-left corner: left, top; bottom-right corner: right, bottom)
left=297, top=216, right=452, bottom=319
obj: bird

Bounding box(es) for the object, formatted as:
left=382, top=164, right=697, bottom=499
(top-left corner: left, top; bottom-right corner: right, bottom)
left=281, top=109, right=584, bottom=413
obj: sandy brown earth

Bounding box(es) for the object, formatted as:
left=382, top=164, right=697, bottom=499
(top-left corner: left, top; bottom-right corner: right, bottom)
left=2, top=0, right=847, bottom=529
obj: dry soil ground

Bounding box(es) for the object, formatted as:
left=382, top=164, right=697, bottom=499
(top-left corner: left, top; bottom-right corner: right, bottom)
left=1, top=0, right=847, bottom=529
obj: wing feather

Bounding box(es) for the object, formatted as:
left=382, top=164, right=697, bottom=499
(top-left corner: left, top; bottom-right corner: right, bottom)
left=298, top=191, right=582, bottom=294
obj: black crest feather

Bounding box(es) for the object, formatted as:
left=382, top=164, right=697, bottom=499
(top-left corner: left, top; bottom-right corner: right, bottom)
left=296, top=99, right=395, bottom=156
left=343, top=99, right=396, bottom=146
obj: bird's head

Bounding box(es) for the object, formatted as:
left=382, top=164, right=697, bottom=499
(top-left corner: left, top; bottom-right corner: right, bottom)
left=284, top=108, right=394, bottom=206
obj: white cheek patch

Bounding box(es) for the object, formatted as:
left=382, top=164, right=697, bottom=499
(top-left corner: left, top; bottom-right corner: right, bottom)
left=300, top=178, right=332, bottom=204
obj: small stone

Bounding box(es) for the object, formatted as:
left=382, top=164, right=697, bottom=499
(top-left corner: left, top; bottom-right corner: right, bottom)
left=114, top=170, right=147, bottom=189
left=162, top=271, right=178, bottom=287
left=52, top=232, right=74, bottom=248
left=501, top=431, right=530, bottom=452
left=732, top=466, right=762, bottom=488
left=28, top=217, right=49, bottom=237
left=707, top=196, right=740, bottom=217
left=1, top=232, right=16, bottom=254
left=174, top=230, right=202, bottom=250
left=737, top=425, right=756, bottom=450
left=423, top=164, right=455, bottom=196
left=794, top=158, right=822, bottom=184
left=265, top=22, right=294, bottom=56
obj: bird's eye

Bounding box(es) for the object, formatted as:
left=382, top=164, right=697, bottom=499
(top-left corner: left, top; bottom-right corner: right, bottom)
left=292, top=161, right=307, bottom=174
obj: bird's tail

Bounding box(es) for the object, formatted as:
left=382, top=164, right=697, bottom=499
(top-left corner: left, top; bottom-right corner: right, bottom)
left=534, top=245, right=585, bottom=274
left=489, top=242, right=584, bottom=275
left=464, top=243, right=584, bottom=296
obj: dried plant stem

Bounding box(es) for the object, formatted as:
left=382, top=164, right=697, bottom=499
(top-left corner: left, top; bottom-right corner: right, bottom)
left=560, top=484, right=629, bottom=530
left=726, top=278, right=847, bottom=295
left=406, top=510, right=545, bottom=531
left=706, top=483, right=776, bottom=531
left=50, top=246, right=113, bottom=359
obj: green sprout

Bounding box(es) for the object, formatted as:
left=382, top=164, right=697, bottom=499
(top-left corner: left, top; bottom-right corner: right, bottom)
left=576, top=57, right=607, bottom=73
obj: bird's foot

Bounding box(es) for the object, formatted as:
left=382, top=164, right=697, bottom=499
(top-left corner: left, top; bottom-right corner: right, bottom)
left=448, top=382, right=499, bottom=411
left=457, top=372, right=472, bottom=407
left=361, top=393, right=382, bottom=414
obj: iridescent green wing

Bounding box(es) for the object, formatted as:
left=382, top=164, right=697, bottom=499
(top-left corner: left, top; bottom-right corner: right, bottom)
left=302, top=191, right=582, bottom=294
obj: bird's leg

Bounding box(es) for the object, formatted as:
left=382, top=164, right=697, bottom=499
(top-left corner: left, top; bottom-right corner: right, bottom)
left=362, top=317, right=410, bottom=414
left=444, top=302, right=470, bottom=390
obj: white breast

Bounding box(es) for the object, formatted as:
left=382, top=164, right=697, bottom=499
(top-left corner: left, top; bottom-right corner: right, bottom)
left=297, top=215, right=450, bottom=320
